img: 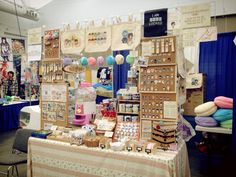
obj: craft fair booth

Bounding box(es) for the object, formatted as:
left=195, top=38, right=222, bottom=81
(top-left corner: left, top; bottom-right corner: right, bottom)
left=0, top=1, right=236, bottom=177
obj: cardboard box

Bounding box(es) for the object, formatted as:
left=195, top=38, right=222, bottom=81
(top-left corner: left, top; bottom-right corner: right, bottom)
left=183, top=88, right=204, bottom=116
left=183, top=73, right=205, bottom=116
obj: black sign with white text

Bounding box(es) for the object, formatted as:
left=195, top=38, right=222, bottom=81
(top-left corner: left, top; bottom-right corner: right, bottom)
left=144, top=9, right=167, bottom=37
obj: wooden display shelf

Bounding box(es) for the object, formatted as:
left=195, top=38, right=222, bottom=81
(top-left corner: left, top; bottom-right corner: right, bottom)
left=118, top=112, right=139, bottom=115
left=147, top=63, right=177, bottom=66
left=118, top=100, right=140, bottom=103
left=195, top=125, right=232, bottom=134
left=140, top=118, right=177, bottom=122
left=139, top=91, right=176, bottom=94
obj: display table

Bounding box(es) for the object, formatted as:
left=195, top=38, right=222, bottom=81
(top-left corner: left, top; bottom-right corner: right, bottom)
left=27, top=137, right=190, bottom=177
left=0, top=100, right=39, bottom=132
left=195, top=125, right=232, bottom=134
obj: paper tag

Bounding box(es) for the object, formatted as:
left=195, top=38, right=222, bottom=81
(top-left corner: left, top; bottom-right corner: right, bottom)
left=104, top=131, right=114, bottom=138
left=164, top=101, right=178, bottom=119
left=234, top=36, right=236, bottom=46
left=50, top=125, right=58, bottom=131
left=44, top=123, right=53, bottom=131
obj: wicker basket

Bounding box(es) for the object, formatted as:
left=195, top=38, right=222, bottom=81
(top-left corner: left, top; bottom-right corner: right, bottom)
left=84, top=136, right=100, bottom=147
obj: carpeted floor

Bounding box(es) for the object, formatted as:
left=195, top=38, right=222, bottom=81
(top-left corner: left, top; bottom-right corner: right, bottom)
left=0, top=129, right=234, bottom=177
left=0, top=130, right=27, bottom=177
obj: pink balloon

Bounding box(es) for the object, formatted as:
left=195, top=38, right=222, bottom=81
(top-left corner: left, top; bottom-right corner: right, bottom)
left=88, top=57, right=97, bottom=66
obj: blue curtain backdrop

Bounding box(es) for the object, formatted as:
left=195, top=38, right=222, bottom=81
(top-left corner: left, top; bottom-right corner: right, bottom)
left=199, top=32, right=236, bottom=155
left=113, top=50, right=130, bottom=97
left=199, top=32, right=236, bottom=101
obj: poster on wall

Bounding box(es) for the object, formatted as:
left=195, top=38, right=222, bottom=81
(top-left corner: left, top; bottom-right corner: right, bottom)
left=28, top=45, right=42, bottom=61
left=144, top=9, right=167, bottom=37
left=12, top=39, right=25, bottom=56
left=0, top=37, right=13, bottom=61
left=0, top=61, right=13, bottom=81
left=28, top=27, right=42, bottom=45
left=111, top=22, right=141, bottom=51
left=13, top=55, right=21, bottom=93
left=167, top=8, right=181, bottom=31
left=85, top=27, right=111, bottom=53
left=61, top=29, right=85, bottom=54
left=180, top=3, right=211, bottom=29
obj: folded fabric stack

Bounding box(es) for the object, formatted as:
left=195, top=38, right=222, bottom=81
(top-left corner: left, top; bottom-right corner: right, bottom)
left=194, top=96, right=233, bottom=129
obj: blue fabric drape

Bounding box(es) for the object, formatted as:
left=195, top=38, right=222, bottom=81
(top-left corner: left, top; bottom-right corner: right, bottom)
left=199, top=32, right=236, bottom=154
left=199, top=32, right=236, bottom=101
left=0, top=100, right=39, bottom=132
left=113, top=50, right=130, bottom=97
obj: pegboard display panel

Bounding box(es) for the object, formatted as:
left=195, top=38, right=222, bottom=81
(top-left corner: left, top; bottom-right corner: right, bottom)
left=140, top=93, right=177, bottom=121
left=44, top=29, right=60, bottom=60
left=139, top=65, right=176, bottom=92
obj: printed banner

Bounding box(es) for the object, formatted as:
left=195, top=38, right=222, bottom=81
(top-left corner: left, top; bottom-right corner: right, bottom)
left=28, top=45, right=42, bottom=61
left=144, top=9, right=167, bottom=37
left=85, top=26, right=111, bottom=53
left=61, top=29, right=85, bottom=54
left=183, top=26, right=217, bottom=47
left=111, top=22, right=141, bottom=50
left=180, top=3, right=211, bottom=29
left=0, top=37, right=13, bottom=61
left=28, top=27, right=42, bottom=45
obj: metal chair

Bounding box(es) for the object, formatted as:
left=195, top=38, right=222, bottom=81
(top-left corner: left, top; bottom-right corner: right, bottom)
left=0, top=129, right=34, bottom=177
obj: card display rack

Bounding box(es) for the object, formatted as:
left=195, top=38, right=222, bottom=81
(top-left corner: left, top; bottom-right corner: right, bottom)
left=42, top=60, right=64, bottom=83
left=40, top=83, right=69, bottom=129
left=139, top=36, right=178, bottom=140
left=141, top=37, right=176, bottom=65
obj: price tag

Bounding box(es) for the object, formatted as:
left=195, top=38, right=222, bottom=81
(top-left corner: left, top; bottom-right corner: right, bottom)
left=104, top=131, right=113, bottom=138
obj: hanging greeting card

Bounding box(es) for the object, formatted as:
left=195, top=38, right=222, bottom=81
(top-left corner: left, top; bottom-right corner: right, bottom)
left=111, top=22, right=141, bottom=51
left=44, top=29, right=60, bottom=60
left=85, top=26, right=111, bottom=52
left=61, top=29, right=85, bottom=55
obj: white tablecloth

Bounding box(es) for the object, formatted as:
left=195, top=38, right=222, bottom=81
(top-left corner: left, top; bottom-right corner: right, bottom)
left=27, top=137, right=190, bottom=177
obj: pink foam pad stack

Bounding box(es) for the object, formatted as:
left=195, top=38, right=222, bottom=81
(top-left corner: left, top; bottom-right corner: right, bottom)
left=214, top=96, right=233, bottom=109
